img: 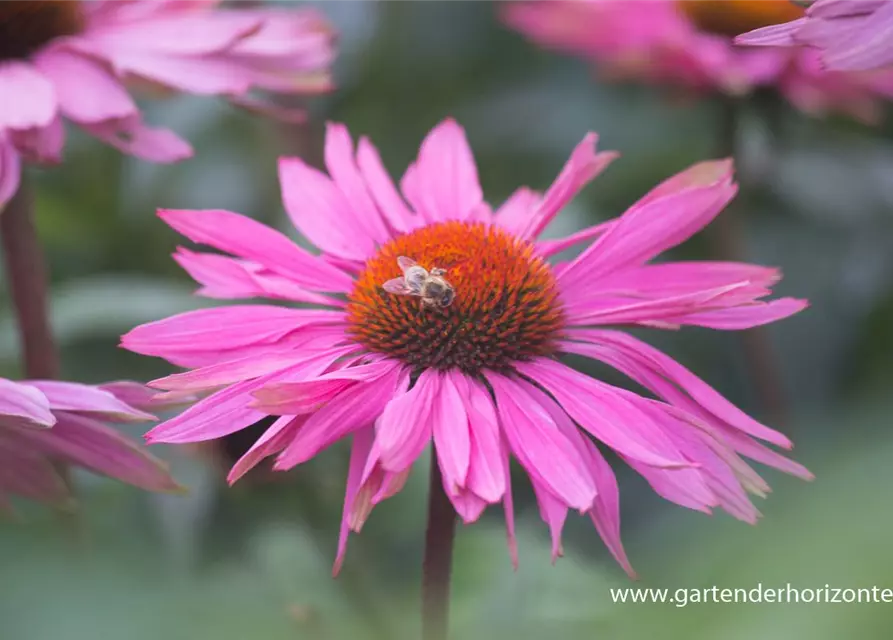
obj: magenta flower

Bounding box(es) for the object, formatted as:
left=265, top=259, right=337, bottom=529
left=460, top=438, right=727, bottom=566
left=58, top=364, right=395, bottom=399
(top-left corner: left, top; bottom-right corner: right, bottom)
left=0, top=377, right=179, bottom=509
left=122, top=120, right=810, bottom=576
left=0, top=0, right=335, bottom=208
left=502, top=0, right=893, bottom=123
left=737, top=0, right=893, bottom=72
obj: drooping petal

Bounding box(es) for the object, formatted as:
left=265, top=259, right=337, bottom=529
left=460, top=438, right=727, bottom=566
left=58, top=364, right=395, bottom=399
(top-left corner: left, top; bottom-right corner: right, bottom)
left=227, top=414, right=304, bottom=485
left=16, top=413, right=180, bottom=493
left=0, top=378, right=55, bottom=429
left=447, top=487, right=489, bottom=525
left=0, top=444, right=69, bottom=505
left=104, top=51, right=254, bottom=95
left=274, top=364, right=404, bottom=469
left=0, top=138, right=21, bottom=209
left=146, top=377, right=271, bottom=445
left=561, top=330, right=795, bottom=449
left=9, top=116, right=64, bottom=163
left=516, top=359, right=691, bottom=468
left=334, top=427, right=375, bottom=576
left=744, top=1, right=893, bottom=73
left=99, top=380, right=193, bottom=412
left=252, top=360, right=399, bottom=415
left=376, top=369, right=439, bottom=473
left=625, top=456, right=716, bottom=514
left=527, top=385, right=636, bottom=575
left=661, top=417, right=762, bottom=523
left=33, top=50, right=136, bottom=124
left=158, top=209, right=354, bottom=292
left=84, top=13, right=263, bottom=56
left=485, top=372, right=597, bottom=512
left=502, top=442, right=519, bottom=570
left=82, top=118, right=193, bottom=163
left=584, top=441, right=637, bottom=579
left=432, top=371, right=471, bottom=496
left=0, top=62, right=56, bottom=130
left=735, top=19, right=805, bottom=47
left=24, top=381, right=154, bottom=422
left=717, top=427, right=814, bottom=481
left=819, top=2, right=893, bottom=71
left=146, top=356, right=336, bottom=444
left=462, top=377, right=506, bottom=503
left=530, top=481, right=568, bottom=563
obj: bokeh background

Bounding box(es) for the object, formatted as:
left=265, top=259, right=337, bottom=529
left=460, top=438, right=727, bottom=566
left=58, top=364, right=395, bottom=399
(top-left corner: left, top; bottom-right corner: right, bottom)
left=2, top=2, right=893, bottom=638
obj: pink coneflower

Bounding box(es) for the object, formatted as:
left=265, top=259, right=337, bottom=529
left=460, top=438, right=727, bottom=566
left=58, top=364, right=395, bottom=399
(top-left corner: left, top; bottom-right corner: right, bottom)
left=0, top=377, right=179, bottom=509
left=0, top=0, right=334, bottom=208
left=737, top=0, right=893, bottom=72
left=503, top=0, right=893, bottom=123
left=122, top=120, right=811, bottom=576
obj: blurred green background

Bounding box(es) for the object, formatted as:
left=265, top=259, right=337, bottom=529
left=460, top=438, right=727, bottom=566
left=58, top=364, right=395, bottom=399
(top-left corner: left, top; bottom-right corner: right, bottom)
left=2, top=1, right=893, bottom=638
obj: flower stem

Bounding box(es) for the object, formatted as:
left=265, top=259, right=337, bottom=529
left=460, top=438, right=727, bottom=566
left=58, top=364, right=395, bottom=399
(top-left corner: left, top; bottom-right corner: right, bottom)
left=0, top=180, right=60, bottom=379
left=1, top=179, right=81, bottom=538
left=421, top=451, right=456, bottom=640
left=712, top=99, right=789, bottom=425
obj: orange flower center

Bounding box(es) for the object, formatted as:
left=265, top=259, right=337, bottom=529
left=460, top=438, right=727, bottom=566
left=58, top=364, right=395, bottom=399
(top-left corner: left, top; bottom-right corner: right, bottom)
left=0, top=1, right=84, bottom=62
left=678, top=0, right=804, bottom=37
left=346, top=221, right=565, bottom=374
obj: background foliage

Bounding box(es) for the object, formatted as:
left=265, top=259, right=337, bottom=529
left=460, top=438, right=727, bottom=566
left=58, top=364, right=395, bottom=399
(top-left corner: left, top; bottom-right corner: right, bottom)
left=2, top=2, right=892, bottom=638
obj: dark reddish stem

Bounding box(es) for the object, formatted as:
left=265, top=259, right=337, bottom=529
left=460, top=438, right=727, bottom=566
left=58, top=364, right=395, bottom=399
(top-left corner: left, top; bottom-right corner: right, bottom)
left=711, top=100, right=789, bottom=425
left=1, top=179, right=81, bottom=539
left=421, top=451, right=457, bottom=640
left=0, top=180, right=59, bottom=379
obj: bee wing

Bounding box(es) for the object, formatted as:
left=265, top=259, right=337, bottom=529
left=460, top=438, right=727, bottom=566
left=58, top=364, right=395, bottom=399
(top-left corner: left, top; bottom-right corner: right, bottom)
left=382, top=277, right=417, bottom=296
left=397, top=256, right=418, bottom=273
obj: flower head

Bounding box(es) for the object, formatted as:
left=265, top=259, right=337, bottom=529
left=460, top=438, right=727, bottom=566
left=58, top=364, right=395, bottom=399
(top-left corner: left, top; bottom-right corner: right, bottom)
left=502, top=0, right=893, bottom=122
left=0, top=377, right=179, bottom=509
left=0, top=0, right=335, bottom=208
left=123, top=120, right=810, bottom=576
left=737, top=0, right=893, bottom=72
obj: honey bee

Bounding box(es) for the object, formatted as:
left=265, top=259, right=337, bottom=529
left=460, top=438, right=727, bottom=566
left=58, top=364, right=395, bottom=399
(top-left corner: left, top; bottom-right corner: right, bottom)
left=382, top=256, right=455, bottom=308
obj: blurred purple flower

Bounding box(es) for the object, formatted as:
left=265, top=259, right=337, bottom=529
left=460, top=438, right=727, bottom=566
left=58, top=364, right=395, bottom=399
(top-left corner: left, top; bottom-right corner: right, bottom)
left=0, top=0, right=335, bottom=209
left=737, top=0, right=893, bottom=72
left=122, top=120, right=810, bottom=576
left=503, top=0, right=893, bottom=123
left=0, top=377, right=180, bottom=510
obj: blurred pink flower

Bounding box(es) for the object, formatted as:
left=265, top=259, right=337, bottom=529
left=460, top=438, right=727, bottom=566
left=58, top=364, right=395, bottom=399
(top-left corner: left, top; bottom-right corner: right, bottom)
left=0, top=0, right=335, bottom=209
left=502, top=0, right=893, bottom=123
left=0, top=377, right=180, bottom=509
left=737, top=0, right=893, bottom=72
left=122, top=120, right=810, bottom=577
